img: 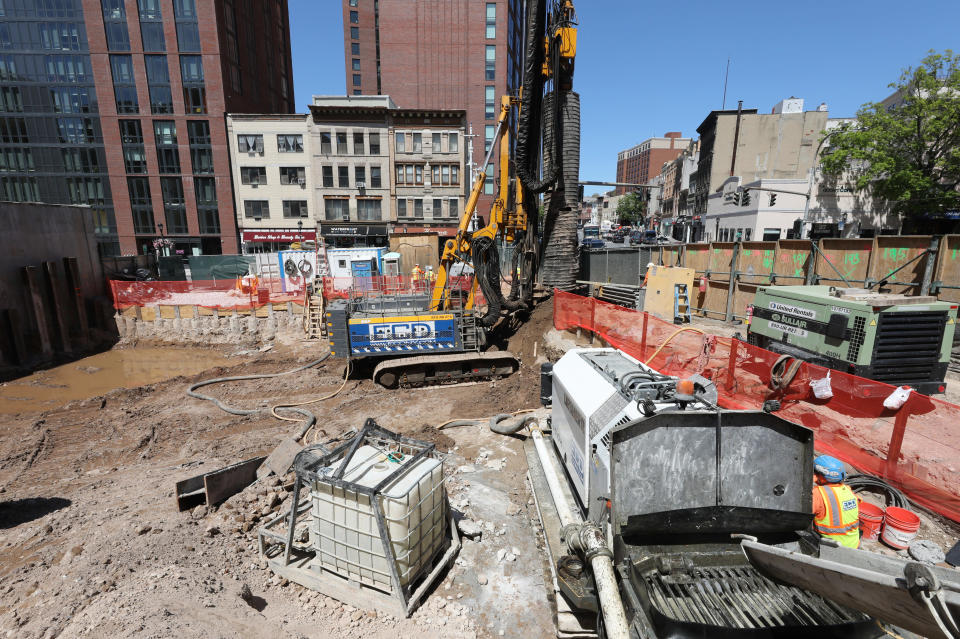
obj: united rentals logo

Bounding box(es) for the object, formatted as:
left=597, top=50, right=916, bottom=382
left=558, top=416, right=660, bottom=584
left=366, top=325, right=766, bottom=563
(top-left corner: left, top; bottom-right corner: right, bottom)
left=768, top=301, right=816, bottom=319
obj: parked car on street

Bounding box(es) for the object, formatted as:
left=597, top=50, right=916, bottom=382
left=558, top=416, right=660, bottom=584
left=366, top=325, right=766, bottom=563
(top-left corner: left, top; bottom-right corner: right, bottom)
left=629, top=230, right=644, bottom=246
left=612, top=230, right=625, bottom=243
left=581, top=237, right=605, bottom=249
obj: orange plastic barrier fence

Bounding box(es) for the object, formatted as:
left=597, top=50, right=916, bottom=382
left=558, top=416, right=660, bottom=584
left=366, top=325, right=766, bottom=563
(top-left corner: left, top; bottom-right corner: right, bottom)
left=554, top=290, right=960, bottom=523
left=109, top=275, right=486, bottom=310
left=110, top=277, right=305, bottom=310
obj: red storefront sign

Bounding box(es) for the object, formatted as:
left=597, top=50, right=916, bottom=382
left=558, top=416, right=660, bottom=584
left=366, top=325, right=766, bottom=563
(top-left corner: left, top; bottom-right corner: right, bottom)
left=393, top=225, right=458, bottom=236
left=242, top=230, right=317, bottom=242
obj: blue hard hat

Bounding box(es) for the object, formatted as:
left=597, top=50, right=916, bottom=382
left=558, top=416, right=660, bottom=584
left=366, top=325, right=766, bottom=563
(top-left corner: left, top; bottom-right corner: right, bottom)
left=814, top=455, right=846, bottom=483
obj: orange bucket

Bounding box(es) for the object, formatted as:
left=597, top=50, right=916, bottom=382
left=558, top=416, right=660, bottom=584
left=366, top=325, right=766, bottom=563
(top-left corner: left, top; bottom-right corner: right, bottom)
left=880, top=506, right=920, bottom=549
left=858, top=502, right=884, bottom=541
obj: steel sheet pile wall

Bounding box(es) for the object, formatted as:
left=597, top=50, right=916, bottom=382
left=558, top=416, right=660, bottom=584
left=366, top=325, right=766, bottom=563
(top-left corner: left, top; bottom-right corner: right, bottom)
left=554, top=290, right=960, bottom=524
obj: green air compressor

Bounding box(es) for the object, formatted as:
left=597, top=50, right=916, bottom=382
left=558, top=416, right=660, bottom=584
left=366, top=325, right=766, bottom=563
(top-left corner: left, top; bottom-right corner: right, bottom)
left=747, top=285, right=958, bottom=395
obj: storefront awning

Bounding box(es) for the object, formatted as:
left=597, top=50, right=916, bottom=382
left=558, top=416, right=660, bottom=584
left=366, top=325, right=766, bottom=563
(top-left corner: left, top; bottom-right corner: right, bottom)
left=319, top=224, right=388, bottom=237
left=242, top=230, right=317, bottom=242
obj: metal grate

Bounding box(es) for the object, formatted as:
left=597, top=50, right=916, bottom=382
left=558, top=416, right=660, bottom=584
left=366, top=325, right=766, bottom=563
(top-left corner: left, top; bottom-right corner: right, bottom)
left=846, top=315, right=866, bottom=362
left=872, top=311, right=947, bottom=384
left=589, top=392, right=628, bottom=440
left=644, top=564, right=869, bottom=629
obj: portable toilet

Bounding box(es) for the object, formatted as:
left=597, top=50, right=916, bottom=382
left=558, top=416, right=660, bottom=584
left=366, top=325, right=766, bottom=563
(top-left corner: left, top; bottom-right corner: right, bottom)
left=382, top=252, right=401, bottom=276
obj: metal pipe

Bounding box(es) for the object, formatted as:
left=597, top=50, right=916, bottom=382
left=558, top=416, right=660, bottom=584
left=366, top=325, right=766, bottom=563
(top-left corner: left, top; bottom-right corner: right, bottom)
left=920, top=236, right=940, bottom=296
left=530, top=428, right=630, bottom=639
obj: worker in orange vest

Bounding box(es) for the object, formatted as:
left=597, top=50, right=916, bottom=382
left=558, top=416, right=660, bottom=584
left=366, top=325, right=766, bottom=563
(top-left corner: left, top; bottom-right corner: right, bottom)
left=411, top=263, right=425, bottom=292
left=812, top=455, right=861, bottom=548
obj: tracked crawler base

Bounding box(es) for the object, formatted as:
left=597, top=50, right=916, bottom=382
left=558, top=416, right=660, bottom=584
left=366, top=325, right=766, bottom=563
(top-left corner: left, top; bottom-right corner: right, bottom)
left=372, top=351, right=519, bottom=389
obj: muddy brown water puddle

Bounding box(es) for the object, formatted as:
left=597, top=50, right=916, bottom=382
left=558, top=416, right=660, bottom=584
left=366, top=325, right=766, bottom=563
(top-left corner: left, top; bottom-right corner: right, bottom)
left=0, top=347, right=231, bottom=414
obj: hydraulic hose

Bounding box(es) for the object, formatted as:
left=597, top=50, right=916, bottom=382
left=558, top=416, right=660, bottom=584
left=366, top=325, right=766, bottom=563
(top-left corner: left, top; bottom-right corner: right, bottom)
left=643, top=326, right=706, bottom=365
left=489, top=413, right=538, bottom=436
left=187, top=353, right=332, bottom=439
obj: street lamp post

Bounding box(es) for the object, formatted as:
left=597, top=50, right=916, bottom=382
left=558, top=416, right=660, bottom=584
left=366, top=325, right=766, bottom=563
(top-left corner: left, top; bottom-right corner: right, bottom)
left=297, top=219, right=303, bottom=246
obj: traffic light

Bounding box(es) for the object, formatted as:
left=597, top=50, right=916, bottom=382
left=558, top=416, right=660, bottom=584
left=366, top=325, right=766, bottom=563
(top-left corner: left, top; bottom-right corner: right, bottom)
left=730, top=190, right=741, bottom=206
left=741, top=188, right=751, bottom=206
left=769, top=193, right=777, bottom=206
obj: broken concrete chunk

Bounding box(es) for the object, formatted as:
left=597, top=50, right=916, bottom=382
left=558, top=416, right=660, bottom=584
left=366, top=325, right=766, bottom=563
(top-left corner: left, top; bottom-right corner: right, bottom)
left=496, top=548, right=507, bottom=562
left=477, top=574, right=488, bottom=585
left=505, top=503, right=521, bottom=516
left=456, top=465, right=475, bottom=474
left=457, top=519, right=483, bottom=540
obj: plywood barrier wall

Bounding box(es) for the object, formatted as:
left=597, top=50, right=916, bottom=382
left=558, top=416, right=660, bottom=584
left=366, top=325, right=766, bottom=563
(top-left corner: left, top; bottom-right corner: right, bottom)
left=870, top=236, right=932, bottom=296
left=934, top=235, right=960, bottom=303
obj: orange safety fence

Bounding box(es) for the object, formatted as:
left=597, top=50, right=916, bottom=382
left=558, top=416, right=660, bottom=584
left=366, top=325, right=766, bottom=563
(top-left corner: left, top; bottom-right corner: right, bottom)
left=554, top=290, right=960, bottom=524
left=109, top=277, right=306, bottom=310
left=109, top=275, right=487, bottom=310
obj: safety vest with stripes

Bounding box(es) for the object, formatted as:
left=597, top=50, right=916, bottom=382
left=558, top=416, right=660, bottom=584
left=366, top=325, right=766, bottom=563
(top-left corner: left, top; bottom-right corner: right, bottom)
left=814, top=484, right=860, bottom=548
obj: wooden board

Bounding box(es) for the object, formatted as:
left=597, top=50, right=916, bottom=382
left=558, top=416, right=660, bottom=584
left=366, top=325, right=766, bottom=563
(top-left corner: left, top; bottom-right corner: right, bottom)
left=684, top=243, right=711, bottom=274
left=934, top=234, right=960, bottom=303
left=159, top=305, right=177, bottom=319
left=816, top=239, right=873, bottom=287
left=738, top=242, right=777, bottom=285
left=773, top=240, right=812, bottom=285
left=642, top=266, right=695, bottom=321
left=733, top=282, right=759, bottom=320
left=869, top=235, right=931, bottom=296
left=257, top=438, right=303, bottom=478
left=175, top=456, right=266, bottom=511
left=707, top=243, right=736, bottom=279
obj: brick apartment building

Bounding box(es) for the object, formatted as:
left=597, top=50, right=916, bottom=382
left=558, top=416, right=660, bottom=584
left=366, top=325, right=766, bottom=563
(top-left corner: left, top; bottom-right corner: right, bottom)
left=341, top=0, right=525, bottom=214
left=615, top=132, right=690, bottom=194
left=0, top=0, right=294, bottom=256
left=226, top=96, right=467, bottom=252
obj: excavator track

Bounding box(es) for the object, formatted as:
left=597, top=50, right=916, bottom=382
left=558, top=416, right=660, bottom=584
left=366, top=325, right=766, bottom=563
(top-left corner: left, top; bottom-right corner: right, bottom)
left=372, top=351, right=520, bottom=389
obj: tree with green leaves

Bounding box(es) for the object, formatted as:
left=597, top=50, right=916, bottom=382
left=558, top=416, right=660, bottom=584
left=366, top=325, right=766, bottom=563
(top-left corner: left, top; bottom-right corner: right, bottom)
left=615, top=192, right=646, bottom=226
left=820, top=50, right=960, bottom=229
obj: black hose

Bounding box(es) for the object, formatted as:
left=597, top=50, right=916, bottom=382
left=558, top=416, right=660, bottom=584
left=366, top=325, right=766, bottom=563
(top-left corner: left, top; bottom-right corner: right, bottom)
left=472, top=236, right=503, bottom=326
left=846, top=474, right=911, bottom=509
left=186, top=354, right=330, bottom=436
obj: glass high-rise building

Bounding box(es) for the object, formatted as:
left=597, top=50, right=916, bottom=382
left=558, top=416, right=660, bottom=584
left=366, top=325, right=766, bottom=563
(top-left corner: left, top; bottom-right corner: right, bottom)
left=0, top=0, right=295, bottom=256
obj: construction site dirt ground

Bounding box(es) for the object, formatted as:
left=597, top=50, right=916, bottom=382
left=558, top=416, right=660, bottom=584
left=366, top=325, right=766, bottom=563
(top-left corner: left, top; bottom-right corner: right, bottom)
left=1, top=297, right=958, bottom=639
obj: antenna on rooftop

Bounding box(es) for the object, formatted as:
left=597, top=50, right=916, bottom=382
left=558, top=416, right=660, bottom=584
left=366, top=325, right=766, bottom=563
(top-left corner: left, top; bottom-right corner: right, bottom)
left=722, top=57, right=730, bottom=109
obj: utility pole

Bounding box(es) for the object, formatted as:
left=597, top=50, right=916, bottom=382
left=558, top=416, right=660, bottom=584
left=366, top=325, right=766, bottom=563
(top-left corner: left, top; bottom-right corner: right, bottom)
left=465, top=123, right=479, bottom=231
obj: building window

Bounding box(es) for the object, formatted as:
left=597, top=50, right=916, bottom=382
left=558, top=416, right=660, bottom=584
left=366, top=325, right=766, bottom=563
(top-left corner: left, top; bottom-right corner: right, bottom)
left=180, top=55, right=206, bottom=113
left=338, top=165, right=349, bottom=187
left=244, top=200, right=270, bottom=219
left=336, top=132, right=348, bottom=154
left=194, top=176, right=219, bottom=234
left=61, top=148, right=100, bottom=173
left=485, top=124, right=494, bottom=152
left=283, top=200, right=308, bottom=218
left=122, top=146, right=146, bottom=174
left=57, top=117, right=96, bottom=144
left=319, top=132, right=332, bottom=154
left=429, top=132, right=440, bottom=152
left=355, top=166, right=365, bottom=186
left=486, top=3, right=496, bottom=39
left=484, top=162, right=493, bottom=195
left=174, top=0, right=197, bottom=19
left=369, top=133, right=380, bottom=155
left=176, top=22, right=201, bottom=52
left=433, top=198, right=442, bottom=218
left=66, top=177, right=106, bottom=205
left=0, top=148, right=34, bottom=172
left=395, top=163, right=424, bottom=185
left=395, top=132, right=404, bottom=152
left=240, top=166, right=266, bottom=185
left=325, top=197, right=349, bottom=221
left=137, top=0, right=165, bottom=51
left=449, top=132, right=458, bottom=153
left=154, top=120, right=180, bottom=173
left=50, top=87, right=92, bottom=113
left=128, top=176, right=154, bottom=234
left=397, top=198, right=407, bottom=218
left=0, top=176, right=40, bottom=202
left=350, top=26, right=358, bottom=39
left=349, top=0, right=358, bottom=5
left=352, top=74, right=361, bottom=87
left=370, top=165, right=381, bottom=188
left=485, top=45, right=495, bottom=81
left=350, top=10, right=358, bottom=23
left=412, top=132, right=422, bottom=152
left=322, top=165, right=333, bottom=187
left=357, top=198, right=381, bottom=221
left=280, top=166, right=305, bottom=185
left=413, top=198, right=423, bottom=219
left=110, top=54, right=138, bottom=113
left=120, top=119, right=143, bottom=144
left=0, top=118, right=28, bottom=143
left=161, top=177, right=187, bottom=232
left=145, top=55, right=173, bottom=114
left=277, top=134, right=303, bottom=152
left=102, top=0, right=130, bottom=51
left=237, top=134, right=263, bottom=154
left=450, top=198, right=459, bottom=218
left=353, top=131, right=364, bottom=154
left=353, top=89, right=361, bottom=96
left=352, top=58, right=361, bottom=71
left=485, top=86, right=496, bottom=119
left=188, top=120, right=212, bottom=173
left=351, top=42, right=359, bottom=55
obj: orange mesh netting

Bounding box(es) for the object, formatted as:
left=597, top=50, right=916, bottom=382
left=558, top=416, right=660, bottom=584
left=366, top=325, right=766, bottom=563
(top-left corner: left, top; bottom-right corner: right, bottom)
left=110, top=275, right=486, bottom=311
left=554, top=290, right=960, bottom=523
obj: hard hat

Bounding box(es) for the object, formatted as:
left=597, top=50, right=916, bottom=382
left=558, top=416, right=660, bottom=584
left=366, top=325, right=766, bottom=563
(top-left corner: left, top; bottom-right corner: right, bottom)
left=647, top=262, right=655, bottom=268
left=813, top=455, right=846, bottom=483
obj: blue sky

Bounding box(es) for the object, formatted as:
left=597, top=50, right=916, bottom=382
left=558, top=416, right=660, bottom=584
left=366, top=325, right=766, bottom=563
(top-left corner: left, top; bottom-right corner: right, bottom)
left=290, top=0, right=960, bottom=187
